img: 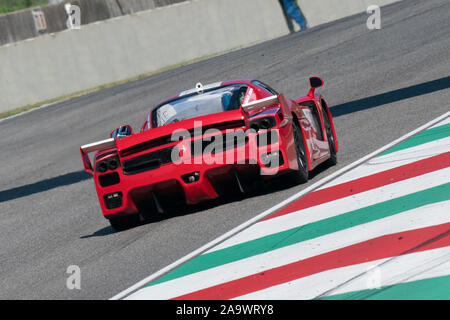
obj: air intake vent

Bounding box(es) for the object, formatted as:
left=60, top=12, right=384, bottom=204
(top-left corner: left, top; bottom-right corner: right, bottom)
left=98, top=172, right=120, bottom=187
left=122, top=146, right=179, bottom=175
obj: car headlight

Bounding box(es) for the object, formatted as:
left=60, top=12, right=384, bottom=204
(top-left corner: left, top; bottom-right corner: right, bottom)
left=108, top=158, right=119, bottom=171
left=97, top=162, right=108, bottom=173
left=95, top=155, right=121, bottom=173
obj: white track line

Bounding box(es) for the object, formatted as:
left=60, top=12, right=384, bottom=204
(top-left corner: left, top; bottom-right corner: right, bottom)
left=430, top=116, right=450, bottom=128
left=127, top=201, right=450, bottom=300
left=111, top=111, right=450, bottom=300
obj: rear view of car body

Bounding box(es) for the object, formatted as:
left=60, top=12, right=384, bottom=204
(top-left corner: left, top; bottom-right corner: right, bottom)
left=80, top=79, right=338, bottom=222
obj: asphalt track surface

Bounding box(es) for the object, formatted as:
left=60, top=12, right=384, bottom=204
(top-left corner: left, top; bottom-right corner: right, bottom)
left=0, top=0, right=449, bottom=299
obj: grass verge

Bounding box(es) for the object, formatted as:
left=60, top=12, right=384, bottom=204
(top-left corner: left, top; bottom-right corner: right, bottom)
left=0, top=0, right=47, bottom=15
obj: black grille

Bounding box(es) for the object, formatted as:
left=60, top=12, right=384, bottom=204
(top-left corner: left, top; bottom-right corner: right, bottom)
left=119, top=120, right=245, bottom=157
left=122, top=146, right=179, bottom=175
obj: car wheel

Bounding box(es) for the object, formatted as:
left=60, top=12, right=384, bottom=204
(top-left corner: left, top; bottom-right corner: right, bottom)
left=290, top=119, right=309, bottom=184
left=323, top=111, right=337, bottom=166
left=109, top=215, right=140, bottom=232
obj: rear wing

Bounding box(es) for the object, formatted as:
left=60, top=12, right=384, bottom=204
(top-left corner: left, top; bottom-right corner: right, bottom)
left=80, top=138, right=116, bottom=174
left=241, top=95, right=278, bottom=112
left=242, top=94, right=291, bottom=125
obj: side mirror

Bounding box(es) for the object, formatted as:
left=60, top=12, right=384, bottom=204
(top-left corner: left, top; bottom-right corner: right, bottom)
left=110, top=125, right=133, bottom=138
left=309, top=77, right=324, bottom=89
left=308, top=76, right=324, bottom=97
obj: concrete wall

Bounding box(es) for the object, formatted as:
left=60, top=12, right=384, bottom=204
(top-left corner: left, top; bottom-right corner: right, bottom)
left=0, top=0, right=402, bottom=114
left=298, top=0, right=401, bottom=28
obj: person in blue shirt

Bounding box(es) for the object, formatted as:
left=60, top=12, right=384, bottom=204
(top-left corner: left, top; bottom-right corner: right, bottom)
left=279, top=0, right=307, bottom=32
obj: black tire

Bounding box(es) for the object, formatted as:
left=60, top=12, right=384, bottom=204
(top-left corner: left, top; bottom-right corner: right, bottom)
left=109, top=215, right=140, bottom=232
left=323, top=110, right=337, bottom=166
left=290, top=119, right=309, bottom=184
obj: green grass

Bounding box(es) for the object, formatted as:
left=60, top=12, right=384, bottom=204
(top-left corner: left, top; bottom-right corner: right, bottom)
left=0, top=0, right=48, bottom=14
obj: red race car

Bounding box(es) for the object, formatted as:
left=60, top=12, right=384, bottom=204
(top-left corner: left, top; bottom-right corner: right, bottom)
left=80, top=78, right=338, bottom=230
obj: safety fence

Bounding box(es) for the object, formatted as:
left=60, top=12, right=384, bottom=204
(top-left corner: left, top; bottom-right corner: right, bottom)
left=0, top=0, right=186, bottom=46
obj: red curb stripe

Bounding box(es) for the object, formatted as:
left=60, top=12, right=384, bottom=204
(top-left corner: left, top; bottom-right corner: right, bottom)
left=173, top=223, right=450, bottom=300
left=265, top=152, right=450, bottom=221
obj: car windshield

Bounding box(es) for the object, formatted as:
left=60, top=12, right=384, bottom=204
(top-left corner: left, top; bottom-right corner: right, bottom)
left=152, top=85, right=248, bottom=128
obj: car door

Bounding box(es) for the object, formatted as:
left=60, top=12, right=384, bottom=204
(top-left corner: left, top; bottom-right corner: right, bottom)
left=298, top=101, right=329, bottom=163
